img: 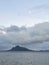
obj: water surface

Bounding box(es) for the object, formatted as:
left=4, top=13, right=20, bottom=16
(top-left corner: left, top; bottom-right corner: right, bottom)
left=0, top=52, right=49, bottom=65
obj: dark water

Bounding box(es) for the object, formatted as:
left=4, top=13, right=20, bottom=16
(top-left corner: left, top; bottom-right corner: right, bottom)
left=0, top=52, right=49, bottom=65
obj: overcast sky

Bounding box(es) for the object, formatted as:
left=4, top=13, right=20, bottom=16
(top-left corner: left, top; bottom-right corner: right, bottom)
left=0, top=0, right=49, bottom=27
left=0, top=0, right=49, bottom=50
left=0, top=22, right=49, bottom=50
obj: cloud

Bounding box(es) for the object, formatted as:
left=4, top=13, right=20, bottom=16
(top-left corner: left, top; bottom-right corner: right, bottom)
left=0, top=22, right=49, bottom=46
left=4, top=25, right=27, bottom=32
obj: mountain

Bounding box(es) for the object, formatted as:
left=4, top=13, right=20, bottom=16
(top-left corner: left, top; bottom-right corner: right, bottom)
left=1, top=45, right=49, bottom=52
left=8, top=46, right=32, bottom=51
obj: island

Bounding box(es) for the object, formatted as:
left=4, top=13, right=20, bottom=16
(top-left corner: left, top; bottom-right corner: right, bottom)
left=8, top=46, right=32, bottom=51
left=1, top=45, right=49, bottom=52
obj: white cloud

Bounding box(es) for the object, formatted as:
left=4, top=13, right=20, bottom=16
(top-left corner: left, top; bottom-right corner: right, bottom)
left=0, top=22, right=49, bottom=47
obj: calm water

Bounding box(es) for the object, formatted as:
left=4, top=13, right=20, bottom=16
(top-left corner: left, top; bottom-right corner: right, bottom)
left=0, top=52, right=49, bottom=65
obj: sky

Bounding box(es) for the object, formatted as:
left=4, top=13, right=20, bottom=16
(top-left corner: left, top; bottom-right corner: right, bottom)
left=0, top=22, right=49, bottom=50
left=0, top=0, right=49, bottom=27
left=0, top=0, right=49, bottom=50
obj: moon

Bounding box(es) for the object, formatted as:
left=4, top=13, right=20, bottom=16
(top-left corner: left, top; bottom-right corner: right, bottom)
left=28, top=10, right=32, bottom=14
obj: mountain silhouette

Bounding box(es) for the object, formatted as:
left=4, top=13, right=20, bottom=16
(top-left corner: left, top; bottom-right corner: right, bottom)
left=8, top=46, right=32, bottom=51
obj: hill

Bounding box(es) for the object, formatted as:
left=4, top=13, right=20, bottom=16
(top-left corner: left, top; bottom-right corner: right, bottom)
left=8, top=46, right=32, bottom=51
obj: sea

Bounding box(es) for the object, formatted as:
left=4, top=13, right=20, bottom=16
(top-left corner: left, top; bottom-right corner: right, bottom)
left=0, top=52, right=49, bottom=65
